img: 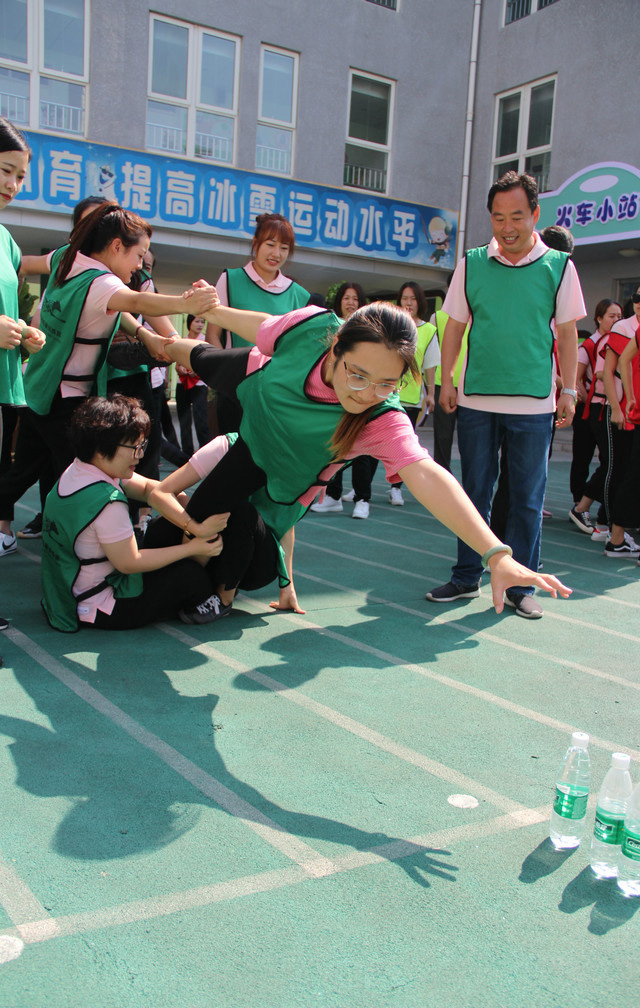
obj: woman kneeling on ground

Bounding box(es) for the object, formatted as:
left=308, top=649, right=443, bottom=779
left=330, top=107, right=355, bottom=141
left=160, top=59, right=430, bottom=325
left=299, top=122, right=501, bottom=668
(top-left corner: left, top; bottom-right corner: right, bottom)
left=41, top=394, right=228, bottom=632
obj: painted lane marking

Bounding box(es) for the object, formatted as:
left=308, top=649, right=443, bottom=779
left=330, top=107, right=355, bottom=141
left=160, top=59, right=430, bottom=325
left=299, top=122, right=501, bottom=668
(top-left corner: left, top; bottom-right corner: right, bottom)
left=4, top=628, right=337, bottom=879
left=0, top=805, right=550, bottom=949
left=0, top=854, right=60, bottom=942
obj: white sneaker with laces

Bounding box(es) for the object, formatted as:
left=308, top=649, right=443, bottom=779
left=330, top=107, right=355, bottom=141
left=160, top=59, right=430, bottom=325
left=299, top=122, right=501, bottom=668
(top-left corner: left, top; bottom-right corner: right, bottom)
left=352, top=500, right=369, bottom=519
left=310, top=496, right=343, bottom=513
left=341, top=489, right=355, bottom=502
left=388, top=487, right=404, bottom=506
left=0, top=533, right=17, bottom=557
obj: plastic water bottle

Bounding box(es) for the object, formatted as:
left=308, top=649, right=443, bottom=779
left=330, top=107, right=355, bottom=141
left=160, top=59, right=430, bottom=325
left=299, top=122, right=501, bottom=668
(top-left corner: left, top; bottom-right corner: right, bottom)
left=618, top=779, right=640, bottom=897
left=590, top=752, right=633, bottom=878
left=549, top=731, right=590, bottom=849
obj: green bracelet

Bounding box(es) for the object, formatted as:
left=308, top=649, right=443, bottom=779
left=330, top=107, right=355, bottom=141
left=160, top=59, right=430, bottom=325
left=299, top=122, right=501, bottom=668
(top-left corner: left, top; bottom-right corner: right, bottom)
left=481, top=544, right=513, bottom=567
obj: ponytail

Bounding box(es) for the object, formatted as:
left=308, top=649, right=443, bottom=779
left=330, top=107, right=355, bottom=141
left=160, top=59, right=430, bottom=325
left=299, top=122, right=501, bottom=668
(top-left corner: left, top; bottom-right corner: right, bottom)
left=56, top=202, right=152, bottom=284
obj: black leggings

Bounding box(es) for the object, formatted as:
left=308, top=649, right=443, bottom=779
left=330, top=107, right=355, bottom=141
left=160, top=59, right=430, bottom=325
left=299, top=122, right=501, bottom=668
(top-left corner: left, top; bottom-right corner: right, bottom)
left=143, top=499, right=279, bottom=593
left=89, top=559, right=213, bottom=630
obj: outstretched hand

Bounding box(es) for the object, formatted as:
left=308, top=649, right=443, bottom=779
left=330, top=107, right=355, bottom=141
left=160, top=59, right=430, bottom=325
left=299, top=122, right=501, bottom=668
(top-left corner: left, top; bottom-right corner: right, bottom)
left=489, top=554, right=571, bottom=614
left=269, top=584, right=306, bottom=614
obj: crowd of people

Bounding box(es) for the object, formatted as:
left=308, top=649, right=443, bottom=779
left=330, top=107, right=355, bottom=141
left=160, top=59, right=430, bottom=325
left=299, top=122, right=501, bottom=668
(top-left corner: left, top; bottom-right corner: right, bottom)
left=10, top=110, right=627, bottom=655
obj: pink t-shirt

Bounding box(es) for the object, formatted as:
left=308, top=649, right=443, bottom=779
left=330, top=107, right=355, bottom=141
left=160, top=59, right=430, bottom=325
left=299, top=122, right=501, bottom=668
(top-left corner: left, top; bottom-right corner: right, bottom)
left=58, top=459, right=133, bottom=623
left=252, top=307, right=429, bottom=503
left=443, top=234, right=586, bottom=415
left=44, top=250, right=126, bottom=398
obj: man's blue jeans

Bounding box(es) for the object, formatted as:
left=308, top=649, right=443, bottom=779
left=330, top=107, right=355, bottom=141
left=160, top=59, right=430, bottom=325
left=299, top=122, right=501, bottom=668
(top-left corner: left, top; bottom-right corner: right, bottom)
left=452, top=406, right=554, bottom=599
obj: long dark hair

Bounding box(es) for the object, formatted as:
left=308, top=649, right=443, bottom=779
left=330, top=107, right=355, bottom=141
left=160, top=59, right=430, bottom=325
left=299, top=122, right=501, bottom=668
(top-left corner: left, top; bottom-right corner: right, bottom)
left=329, top=302, right=419, bottom=458
left=0, top=116, right=31, bottom=160
left=56, top=201, right=152, bottom=284
left=397, top=281, right=427, bottom=320
left=333, top=281, right=367, bottom=317
left=593, top=298, right=622, bottom=331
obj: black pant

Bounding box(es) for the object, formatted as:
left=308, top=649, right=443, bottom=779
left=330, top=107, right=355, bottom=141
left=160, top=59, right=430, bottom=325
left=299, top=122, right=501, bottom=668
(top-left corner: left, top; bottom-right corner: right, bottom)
left=326, top=455, right=378, bottom=502
left=190, top=343, right=251, bottom=436
left=0, top=408, right=56, bottom=521
left=571, top=402, right=608, bottom=510
left=90, top=559, right=213, bottom=630
left=433, top=387, right=457, bottom=471
left=143, top=499, right=279, bottom=593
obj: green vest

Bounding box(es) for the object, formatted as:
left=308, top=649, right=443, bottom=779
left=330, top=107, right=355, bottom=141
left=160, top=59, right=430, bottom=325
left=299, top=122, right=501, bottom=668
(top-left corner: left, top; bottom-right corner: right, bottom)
left=107, top=267, right=153, bottom=382
left=237, top=310, right=403, bottom=505
left=463, top=245, right=568, bottom=398
left=24, top=246, right=121, bottom=415
left=225, top=267, right=309, bottom=347
left=400, top=320, right=437, bottom=406
left=42, top=475, right=143, bottom=633
left=434, top=309, right=468, bottom=388
left=0, top=224, right=25, bottom=407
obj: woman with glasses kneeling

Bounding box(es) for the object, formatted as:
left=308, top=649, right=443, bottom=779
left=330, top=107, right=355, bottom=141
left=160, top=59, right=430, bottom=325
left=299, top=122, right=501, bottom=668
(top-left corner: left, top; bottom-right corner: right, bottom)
left=163, top=298, right=572, bottom=615
left=41, top=394, right=228, bottom=632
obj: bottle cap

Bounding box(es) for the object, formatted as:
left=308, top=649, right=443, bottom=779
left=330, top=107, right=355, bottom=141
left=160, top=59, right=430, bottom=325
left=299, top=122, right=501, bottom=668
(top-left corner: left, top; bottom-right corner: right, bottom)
left=571, top=731, right=589, bottom=748
left=611, top=752, right=631, bottom=770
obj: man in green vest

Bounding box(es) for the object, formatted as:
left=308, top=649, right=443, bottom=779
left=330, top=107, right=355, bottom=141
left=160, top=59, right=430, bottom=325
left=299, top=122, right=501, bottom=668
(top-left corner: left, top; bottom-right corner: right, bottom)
left=426, top=171, right=585, bottom=619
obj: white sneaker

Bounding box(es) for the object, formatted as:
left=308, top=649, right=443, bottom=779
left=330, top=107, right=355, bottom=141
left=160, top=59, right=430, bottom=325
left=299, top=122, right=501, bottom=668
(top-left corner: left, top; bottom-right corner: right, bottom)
left=388, top=487, right=404, bottom=506
left=352, top=500, right=369, bottom=519
left=310, top=496, right=343, bottom=513
left=342, top=489, right=355, bottom=502
left=590, top=525, right=609, bottom=542
left=0, top=533, right=17, bottom=557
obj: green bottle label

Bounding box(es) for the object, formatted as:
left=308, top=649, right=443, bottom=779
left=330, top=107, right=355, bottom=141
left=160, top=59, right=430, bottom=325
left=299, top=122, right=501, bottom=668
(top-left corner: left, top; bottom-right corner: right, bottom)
left=554, top=785, right=588, bottom=821
left=593, top=808, right=625, bottom=845
left=621, top=829, right=640, bottom=862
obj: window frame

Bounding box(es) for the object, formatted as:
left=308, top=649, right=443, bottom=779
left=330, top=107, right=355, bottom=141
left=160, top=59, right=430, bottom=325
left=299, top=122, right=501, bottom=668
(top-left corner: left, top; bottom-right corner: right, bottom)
left=491, top=75, right=556, bottom=194
left=146, top=13, right=241, bottom=165
left=0, top=0, right=90, bottom=136
left=504, top=0, right=559, bottom=26
left=343, top=67, right=395, bottom=195
left=254, top=43, right=299, bottom=177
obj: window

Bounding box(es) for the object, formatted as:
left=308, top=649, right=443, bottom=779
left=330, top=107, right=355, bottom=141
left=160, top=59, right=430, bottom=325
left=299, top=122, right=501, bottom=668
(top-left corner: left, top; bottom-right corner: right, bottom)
left=505, top=0, right=559, bottom=23
left=492, top=77, right=555, bottom=193
left=344, top=71, right=394, bottom=194
left=255, top=45, right=298, bottom=175
left=0, top=0, right=88, bottom=135
left=146, top=15, right=239, bottom=163
left=364, top=0, right=397, bottom=9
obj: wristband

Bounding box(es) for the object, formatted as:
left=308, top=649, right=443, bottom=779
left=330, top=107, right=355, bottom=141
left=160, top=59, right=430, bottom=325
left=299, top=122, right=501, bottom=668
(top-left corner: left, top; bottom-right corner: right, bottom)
left=135, top=325, right=145, bottom=340
left=183, top=517, right=195, bottom=540
left=481, top=544, right=513, bottom=568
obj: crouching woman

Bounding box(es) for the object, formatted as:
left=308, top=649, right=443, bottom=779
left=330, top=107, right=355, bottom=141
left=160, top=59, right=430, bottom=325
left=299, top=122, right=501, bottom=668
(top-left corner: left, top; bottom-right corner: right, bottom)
left=41, top=394, right=227, bottom=631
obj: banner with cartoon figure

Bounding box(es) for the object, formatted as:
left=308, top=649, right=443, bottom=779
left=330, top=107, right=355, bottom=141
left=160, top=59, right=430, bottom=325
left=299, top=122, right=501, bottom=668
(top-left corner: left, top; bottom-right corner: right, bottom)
left=15, top=131, right=458, bottom=269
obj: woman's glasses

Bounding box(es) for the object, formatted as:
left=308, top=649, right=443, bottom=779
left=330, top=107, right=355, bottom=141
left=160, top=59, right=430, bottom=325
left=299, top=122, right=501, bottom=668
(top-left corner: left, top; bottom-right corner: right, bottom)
left=118, top=440, right=148, bottom=459
left=343, top=361, right=403, bottom=399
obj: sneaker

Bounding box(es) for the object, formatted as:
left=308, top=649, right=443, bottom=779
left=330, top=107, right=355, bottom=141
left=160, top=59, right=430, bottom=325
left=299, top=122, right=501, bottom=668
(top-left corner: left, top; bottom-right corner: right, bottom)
left=426, top=581, right=480, bottom=602
left=17, top=513, right=42, bottom=539
left=603, top=538, right=640, bottom=559
left=179, top=594, right=232, bottom=625
left=388, top=487, right=404, bottom=506
left=504, top=595, right=543, bottom=619
left=0, top=616, right=8, bottom=631
left=591, top=524, right=609, bottom=542
left=352, top=499, right=369, bottom=519
left=569, top=506, right=594, bottom=534
left=310, top=495, right=343, bottom=513
left=0, top=533, right=16, bottom=557
left=342, top=489, right=355, bottom=502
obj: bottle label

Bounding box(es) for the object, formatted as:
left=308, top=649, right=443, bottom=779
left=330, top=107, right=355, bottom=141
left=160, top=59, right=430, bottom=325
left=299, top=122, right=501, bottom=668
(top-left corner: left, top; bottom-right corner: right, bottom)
left=593, top=808, right=625, bottom=845
left=621, top=829, right=640, bottom=862
left=554, top=785, right=588, bottom=821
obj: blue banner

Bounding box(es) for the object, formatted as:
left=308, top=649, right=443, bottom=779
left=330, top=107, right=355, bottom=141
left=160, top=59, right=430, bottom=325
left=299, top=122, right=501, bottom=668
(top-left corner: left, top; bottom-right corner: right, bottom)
left=15, top=131, right=458, bottom=270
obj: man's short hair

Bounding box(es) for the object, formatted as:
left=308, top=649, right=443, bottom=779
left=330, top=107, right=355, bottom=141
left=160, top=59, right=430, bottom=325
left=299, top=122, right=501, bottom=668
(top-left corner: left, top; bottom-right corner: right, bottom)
left=487, top=171, right=539, bottom=213
left=540, top=225, right=574, bottom=255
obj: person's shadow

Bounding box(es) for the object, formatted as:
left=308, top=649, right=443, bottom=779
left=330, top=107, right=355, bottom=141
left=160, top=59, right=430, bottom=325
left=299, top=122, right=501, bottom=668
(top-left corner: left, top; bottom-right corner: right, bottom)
left=4, top=638, right=458, bottom=892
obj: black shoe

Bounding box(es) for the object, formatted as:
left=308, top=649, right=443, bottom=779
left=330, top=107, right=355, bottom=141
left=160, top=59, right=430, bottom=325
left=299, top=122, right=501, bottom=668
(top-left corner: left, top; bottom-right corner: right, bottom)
left=17, top=513, right=43, bottom=538
left=568, top=507, right=594, bottom=535
left=504, top=595, right=543, bottom=619
left=179, top=594, right=232, bottom=625
left=0, top=616, right=9, bottom=631
left=425, top=580, right=480, bottom=602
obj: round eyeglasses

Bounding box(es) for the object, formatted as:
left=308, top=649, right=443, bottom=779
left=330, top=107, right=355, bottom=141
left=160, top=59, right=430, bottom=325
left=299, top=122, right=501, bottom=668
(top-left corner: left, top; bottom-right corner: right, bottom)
left=343, top=360, right=403, bottom=400
left=117, top=439, right=148, bottom=459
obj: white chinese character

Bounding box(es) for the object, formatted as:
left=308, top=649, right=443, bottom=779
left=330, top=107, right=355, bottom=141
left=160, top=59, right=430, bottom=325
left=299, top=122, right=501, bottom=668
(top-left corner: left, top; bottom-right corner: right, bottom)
left=165, top=170, right=196, bottom=218
left=208, top=178, right=238, bottom=225
left=120, top=162, right=153, bottom=212
left=323, top=197, right=350, bottom=242
left=48, top=150, right=83, bottom=201
left=248, top=183, right=278, bottom=219
left=358, top=206, right=384, bottom=248
left=391, top=211, right=417, bottom=252
left=287, top=191, right=315, bottom=236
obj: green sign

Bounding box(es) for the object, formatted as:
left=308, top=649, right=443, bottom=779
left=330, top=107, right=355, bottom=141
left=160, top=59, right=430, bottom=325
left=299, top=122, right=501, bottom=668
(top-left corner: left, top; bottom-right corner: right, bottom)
left=538, top=162, right=640, bottom=244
